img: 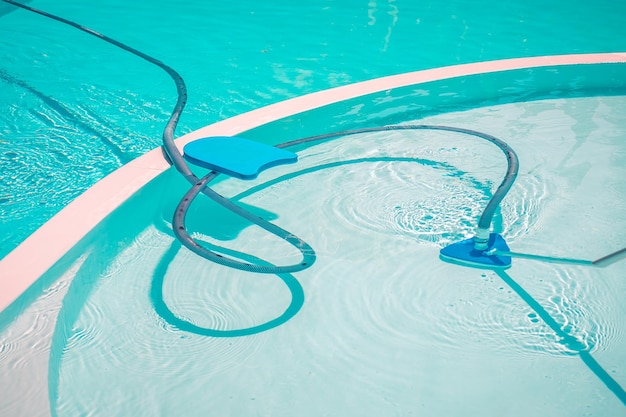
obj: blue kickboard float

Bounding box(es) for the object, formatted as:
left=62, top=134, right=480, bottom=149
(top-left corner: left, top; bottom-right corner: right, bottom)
left=183, top=136, right=298, bottom=180
left=440, top=233, right=512, bottom=269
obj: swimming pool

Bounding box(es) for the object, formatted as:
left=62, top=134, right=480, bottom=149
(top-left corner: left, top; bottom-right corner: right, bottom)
left=1, top=1, right=626, bottom=417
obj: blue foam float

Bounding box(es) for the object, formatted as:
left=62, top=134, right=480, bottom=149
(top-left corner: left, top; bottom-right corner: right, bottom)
left=440, top=233, right=512, bottom=269
left=183, top=136, right=298, bottom=180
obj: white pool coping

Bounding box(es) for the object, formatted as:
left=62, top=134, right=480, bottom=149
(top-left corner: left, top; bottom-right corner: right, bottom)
left=1, top=53, right=626, bottom=313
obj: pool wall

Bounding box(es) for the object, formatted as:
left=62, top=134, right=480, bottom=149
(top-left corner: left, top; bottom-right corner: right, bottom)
left=1, top=53, right=626, bottom=318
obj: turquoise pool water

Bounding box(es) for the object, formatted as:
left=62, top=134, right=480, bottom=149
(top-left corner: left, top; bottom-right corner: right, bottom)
left=2, top=0, right=626, bottom=259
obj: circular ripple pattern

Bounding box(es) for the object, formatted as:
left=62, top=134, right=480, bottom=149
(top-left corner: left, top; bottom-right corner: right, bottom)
left=388, top=181, right=488, bottom=246
left=331, top=163, right=490, bottom=246
left=278, top=127, right=544, bottom=251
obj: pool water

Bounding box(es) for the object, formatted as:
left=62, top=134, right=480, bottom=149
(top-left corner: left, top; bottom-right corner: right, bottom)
left=2, top=93, right=625, bottom=416
left=2, top=0, right=626, bottom=259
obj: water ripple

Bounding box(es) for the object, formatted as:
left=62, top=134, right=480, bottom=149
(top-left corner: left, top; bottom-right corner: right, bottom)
left=318, top=158, right=488, bottom=247
left=500, top=172, right=548, bottom=241
left=53, top=227, right=274, bottom=391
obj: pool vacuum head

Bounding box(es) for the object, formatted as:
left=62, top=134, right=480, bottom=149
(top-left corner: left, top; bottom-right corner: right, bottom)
left=440, top=233, right=512, bottom=269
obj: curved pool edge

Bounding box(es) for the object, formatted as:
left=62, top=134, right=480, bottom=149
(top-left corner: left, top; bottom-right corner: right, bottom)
left=1, top=52, right=626, bottom=314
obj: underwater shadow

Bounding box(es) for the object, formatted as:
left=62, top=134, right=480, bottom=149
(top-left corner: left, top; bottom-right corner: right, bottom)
left=0, top=68, right=131, bottom=164
left=495, top=270, right=626, bottom=406
left=150, top=240, right=305, bottom=338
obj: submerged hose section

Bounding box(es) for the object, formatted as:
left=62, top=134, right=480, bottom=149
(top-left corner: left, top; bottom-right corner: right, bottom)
left=4, top=0, right=316, bottom=272
left=173, top=172, right=315, bottom=273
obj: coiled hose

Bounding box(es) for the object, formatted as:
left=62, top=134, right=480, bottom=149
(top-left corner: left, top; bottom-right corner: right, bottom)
left=173, top=124, right=518, bottom=272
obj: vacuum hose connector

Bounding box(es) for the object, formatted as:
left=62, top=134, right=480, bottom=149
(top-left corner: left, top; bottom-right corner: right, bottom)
left=473, top=227, right=491, bottom=251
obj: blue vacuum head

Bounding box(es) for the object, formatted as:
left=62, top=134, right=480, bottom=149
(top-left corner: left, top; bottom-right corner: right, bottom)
left=440, top=233, right=511, bottom=269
